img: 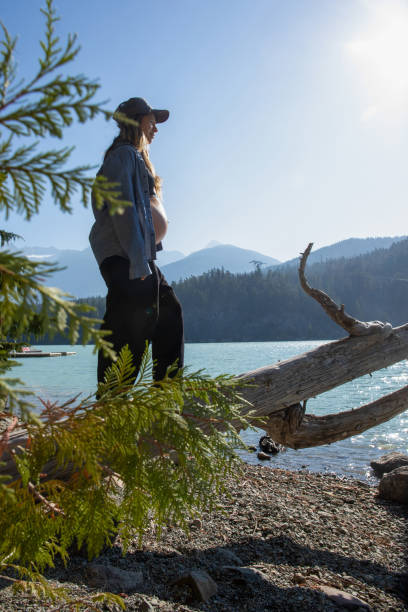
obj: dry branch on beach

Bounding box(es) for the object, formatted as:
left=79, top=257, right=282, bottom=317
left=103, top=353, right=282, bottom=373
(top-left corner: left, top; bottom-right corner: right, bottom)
left=236, top=243, right=408, bottom=447
left=1, top=243, right=408, bottom=482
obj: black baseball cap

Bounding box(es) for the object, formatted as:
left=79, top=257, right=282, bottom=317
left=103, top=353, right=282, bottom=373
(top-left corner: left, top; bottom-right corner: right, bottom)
left=114, top=97, right=169, bottom=123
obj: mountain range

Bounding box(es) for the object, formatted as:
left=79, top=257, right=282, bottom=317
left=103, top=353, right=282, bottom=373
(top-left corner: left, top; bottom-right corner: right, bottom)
left=160, top=244, right=280, bottom=283
left=277, top=236, right=408, bottom=268
left=20, top=243, right=280, bottom=297
left=17, top=235, right=407, bottom=298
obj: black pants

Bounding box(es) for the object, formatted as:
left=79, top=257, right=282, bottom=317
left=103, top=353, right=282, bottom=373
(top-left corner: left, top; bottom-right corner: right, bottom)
left=97, top=256, right=184, bottom=384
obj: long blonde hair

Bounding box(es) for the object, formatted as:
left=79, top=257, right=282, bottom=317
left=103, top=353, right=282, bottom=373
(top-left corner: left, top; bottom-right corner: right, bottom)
left=104, top=115, right=162, bottom=198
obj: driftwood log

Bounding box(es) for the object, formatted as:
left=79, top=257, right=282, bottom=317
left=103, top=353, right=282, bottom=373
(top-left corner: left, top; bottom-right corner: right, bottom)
left=1, top=243, right=408, bottom=479
left=237, top=243, right=408, bottom=446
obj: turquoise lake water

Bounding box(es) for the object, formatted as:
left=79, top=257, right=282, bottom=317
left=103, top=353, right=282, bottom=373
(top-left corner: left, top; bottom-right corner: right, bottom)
left=10, top=341, right=408, bottom=483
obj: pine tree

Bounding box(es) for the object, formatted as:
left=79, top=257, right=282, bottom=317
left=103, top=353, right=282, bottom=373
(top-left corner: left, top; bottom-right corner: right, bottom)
left=0, top=3, right=251, bottom=608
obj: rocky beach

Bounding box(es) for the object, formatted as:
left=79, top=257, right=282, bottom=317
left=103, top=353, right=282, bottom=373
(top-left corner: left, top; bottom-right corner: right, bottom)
left=0, top=462, right=407, bottom=611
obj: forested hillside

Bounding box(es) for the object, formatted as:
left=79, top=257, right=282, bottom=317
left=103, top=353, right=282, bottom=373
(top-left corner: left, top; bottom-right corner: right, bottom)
left=173, top=238, right=408, bottom=341
left=37, top=239, right=408, bottom=343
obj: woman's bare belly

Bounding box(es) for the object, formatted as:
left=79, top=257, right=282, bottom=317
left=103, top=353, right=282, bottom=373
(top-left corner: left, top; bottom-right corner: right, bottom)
left=150, top=196, right=168, bottom=244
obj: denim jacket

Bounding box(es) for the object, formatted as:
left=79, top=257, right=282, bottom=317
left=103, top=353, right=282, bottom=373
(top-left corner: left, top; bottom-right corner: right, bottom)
left=89, top=143, right=160, bottom=279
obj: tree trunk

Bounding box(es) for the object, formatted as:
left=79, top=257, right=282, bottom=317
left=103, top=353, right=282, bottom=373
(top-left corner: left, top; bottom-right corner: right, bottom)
left=236, top=323, right=408, bottom=445
left=263, top=383, right=408, bottom=448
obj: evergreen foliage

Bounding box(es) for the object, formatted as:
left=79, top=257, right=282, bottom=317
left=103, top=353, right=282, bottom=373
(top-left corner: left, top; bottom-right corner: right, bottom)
left=0, top=230, right=21, bottom=246
left=0, top=349, right=250, bottom=607
left=0, top=3, right=252, bottom=607
left=0, top=0, right=120, bottom=415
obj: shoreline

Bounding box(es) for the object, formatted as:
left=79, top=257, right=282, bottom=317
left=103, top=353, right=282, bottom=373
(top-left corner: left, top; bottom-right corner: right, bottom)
left=13, top=342, right=408, bottom=483
left=239, top=434, right=399, bottom=485
left=1, top=464, right=406, bottom=611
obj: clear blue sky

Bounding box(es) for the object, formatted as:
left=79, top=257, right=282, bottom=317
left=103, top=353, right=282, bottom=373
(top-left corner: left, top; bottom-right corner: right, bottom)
left=2, top=0, right=408, bottom=261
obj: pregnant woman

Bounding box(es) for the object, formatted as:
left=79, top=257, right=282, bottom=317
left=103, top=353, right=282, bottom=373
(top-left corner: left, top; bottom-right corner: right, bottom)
left=89, top=97, right=184, bottom=386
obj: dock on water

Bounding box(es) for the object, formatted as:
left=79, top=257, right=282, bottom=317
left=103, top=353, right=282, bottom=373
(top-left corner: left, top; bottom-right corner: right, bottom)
left=11, top=350, right=76, bottom=358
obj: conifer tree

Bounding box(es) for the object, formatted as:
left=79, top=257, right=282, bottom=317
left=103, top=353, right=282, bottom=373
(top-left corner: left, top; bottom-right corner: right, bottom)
left=0, top=3, right=250, bottom=607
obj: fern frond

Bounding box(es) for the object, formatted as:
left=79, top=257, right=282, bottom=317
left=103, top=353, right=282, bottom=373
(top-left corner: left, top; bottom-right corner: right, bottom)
left=38, top=0, right=79, bottom=76
left=0, top=228, right=22, bottom=246
left=92, top=174, right=134, bottom=215
left=1, top=348, right=252, bottom=560
left=0, top=142, right=95, bottom=218
left=0, top=250, right=114, bottom=414
left=0, top=95, right=104, bottom=138
left=98, top=344, right=137, bottom=395
left=0, top=23, right=17, bottom=106
left=0, top=560, right=125, bottom=610
left=0, top=141, right=130, bottom=219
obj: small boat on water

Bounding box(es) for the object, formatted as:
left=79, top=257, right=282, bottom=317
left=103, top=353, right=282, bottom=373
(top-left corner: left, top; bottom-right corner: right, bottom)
left=10, top=348, right=76, bottom=358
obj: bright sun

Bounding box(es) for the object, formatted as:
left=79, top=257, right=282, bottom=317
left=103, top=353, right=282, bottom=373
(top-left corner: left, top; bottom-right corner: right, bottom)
left=345, top=0, right=408, bottom=121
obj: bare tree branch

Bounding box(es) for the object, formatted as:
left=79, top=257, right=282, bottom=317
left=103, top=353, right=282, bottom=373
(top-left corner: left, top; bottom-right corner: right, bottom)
left=264, top=384, right=408, bottom=448
left=299, top=243, right=393, bottom=337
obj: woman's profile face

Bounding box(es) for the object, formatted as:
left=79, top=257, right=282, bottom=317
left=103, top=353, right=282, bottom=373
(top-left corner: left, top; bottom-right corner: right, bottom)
left=140, top=113, right=158, bottom=144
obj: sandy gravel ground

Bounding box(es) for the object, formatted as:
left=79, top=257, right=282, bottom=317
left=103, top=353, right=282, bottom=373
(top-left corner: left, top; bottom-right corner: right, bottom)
left=0, top=464, right=407, bottom=611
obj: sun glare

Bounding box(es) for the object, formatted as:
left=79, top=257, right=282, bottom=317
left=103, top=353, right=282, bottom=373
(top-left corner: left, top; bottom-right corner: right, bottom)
left=345, top=0, right=408, bottom=121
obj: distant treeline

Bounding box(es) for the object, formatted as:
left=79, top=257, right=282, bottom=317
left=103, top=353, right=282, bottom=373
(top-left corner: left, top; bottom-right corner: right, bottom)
left=36, top=238, right=408, bottom=343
